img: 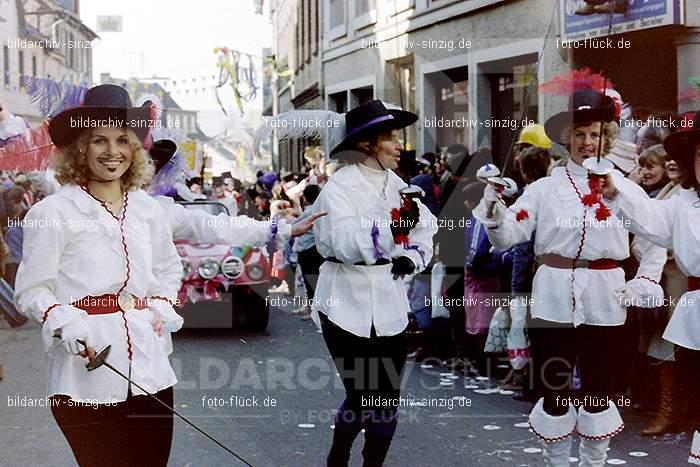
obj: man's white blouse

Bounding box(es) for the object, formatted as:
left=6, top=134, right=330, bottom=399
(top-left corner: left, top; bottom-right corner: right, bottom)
left=474, top=160, right=666, bottom=326
left=15, top=184, right=183, bottom=403
left=312, top=164, right=438, bottom=338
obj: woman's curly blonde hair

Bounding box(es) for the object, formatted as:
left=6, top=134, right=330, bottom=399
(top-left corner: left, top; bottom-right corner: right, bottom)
left=54, top=128, right=155, bottom=190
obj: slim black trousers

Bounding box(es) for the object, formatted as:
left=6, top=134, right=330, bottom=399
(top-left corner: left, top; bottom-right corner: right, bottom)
left=51, top=387, right=174, bottom=467
left=529, top=319, right=625, bottom=416
left=319, top=313, right=407, bottom=433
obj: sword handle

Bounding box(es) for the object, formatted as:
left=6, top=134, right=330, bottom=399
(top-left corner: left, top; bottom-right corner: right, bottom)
left=76, top=339, right=96, bottom=361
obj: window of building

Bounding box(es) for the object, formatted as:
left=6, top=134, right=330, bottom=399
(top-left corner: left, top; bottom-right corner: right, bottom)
left=350, top=86, right=373, bottom=107
left=426, top=66, right=468, bottom=152
left=329, top=0, right=344, bottom=28
left=353, top=0, right=377, bottom=29
left=3, top=46, right=9, bottom=88
left=32, top=55, right=37, bottom=77
left=296, top=1, right=303, bottom=71
left=386, top=0, right=415, bottom=16
left=329, top=91, right=348, bottom=113
left=304, top=0, right=311, bottom=63
left=312, top=0, right=319, bottom=56
left=68, top=33, right=74, bottom=68
left=387, top=56, right=416, bottom=149
left=355, top=0, right=376, bottom=16
left=485, top=54, right=538, bottom=169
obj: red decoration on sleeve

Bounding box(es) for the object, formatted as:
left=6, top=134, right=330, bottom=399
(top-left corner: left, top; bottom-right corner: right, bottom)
left=595, top=204, right=612, bottom=221
left=515, top=209, right=529, bottom=222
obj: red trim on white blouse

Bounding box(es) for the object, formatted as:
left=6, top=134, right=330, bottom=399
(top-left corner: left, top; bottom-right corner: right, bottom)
left=80, top=186, right=135, bottom=360
left=42, top=303, right=60, bottom=323
left=636, top=275, right=659, bottom=285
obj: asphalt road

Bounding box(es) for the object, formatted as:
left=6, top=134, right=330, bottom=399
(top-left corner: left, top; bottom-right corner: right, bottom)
left=0, top=295, right=692, bottom=466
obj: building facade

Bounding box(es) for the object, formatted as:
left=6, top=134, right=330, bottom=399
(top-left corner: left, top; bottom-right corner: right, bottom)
left=270, top=0, right=323, bottom=172
left=321, top=0, right=699, bottom=167
left=0, top=0, right=96, bottom=123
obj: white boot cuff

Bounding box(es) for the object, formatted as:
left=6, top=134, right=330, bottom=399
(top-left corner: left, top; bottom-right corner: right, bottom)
left=528, top=398, right=577, bottom=443
left=689, top=431, right=700, bottom=465
left=576, top=401, right=624, bottom=440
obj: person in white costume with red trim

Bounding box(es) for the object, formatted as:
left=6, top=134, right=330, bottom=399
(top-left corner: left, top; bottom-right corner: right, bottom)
left=14, top=85, right=183, bottom=467
left=474, top=89, right=666, bottom=466
left=600, top=110, right=700, bottom=465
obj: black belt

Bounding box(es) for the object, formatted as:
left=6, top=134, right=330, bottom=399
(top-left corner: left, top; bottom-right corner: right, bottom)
left=325, top=257, right=391, bottom=266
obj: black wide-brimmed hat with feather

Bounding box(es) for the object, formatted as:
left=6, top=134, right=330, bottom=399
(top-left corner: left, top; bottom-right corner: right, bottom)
left=329, top=100, right=418, bottom=157
left=663, top=110, right=700, bottom=163
left=544, top=89, right=617, bottom=144
left=48, top=84, right=153, bottom=148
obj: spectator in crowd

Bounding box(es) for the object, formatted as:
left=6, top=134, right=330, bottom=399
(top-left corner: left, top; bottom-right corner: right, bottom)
left=436, top=146, right=492, bottom=371
left=3, top=205, right=24, bottom=286
left=632, top=144, right=686, bottom=436
left=636, top=116, right=672, bottom=155
left=462, top=181, right=511, bottom=375
left=638, top=144, right=671, bottom=197
left=510, top=124, right=553, bottom=186
left=507, top=146, right=552, bottom=401
left=293, top=184, right=323, bottom=318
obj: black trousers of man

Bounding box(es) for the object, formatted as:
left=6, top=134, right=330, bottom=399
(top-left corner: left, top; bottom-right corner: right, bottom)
left=320, top=313, right=407, bottom=467
left=528, top=318, right=625, bottom=415
left=51, top=387, right=174, bottom=467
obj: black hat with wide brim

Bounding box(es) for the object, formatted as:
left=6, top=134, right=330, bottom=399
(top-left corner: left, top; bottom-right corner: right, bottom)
left=149, top=139, right=178, bottom=173
left=48, top=84, right=153, bottom=148
left=544, top=89, right=617, bottom=144
left=329, top=100, right=418, bottom=158
left=663, top=111, right=700, bottom=163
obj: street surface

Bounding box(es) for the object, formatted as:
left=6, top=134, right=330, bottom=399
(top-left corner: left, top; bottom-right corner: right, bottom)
left=0, top=294, right=691, bottom=466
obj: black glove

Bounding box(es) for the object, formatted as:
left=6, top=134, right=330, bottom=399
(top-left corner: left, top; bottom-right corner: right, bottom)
left=391, top=256, right=415, bottom=280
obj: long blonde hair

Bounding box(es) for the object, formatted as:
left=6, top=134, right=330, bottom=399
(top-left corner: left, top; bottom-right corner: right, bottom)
left=54, top=128, right=154, bottom=190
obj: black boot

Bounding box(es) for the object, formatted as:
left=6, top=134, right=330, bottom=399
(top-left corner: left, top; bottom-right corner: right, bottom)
left=361, top=434, right=394, bottom=467
left=327, top=428, right=360, bottom=467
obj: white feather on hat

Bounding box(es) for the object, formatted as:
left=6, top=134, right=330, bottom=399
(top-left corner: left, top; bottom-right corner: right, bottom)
left=253, top=110, right=345, bottom=158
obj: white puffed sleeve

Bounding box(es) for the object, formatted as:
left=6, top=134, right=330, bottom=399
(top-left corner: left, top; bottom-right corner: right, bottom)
left=156, top=195, right=291, bottom=249
left=14, top=200, right=88, bottom=349
left=473, top=181, right=540, bottom=251
left=609, top=178, right=678, bottom=249
left=148, top=201, right=184, bottom=332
